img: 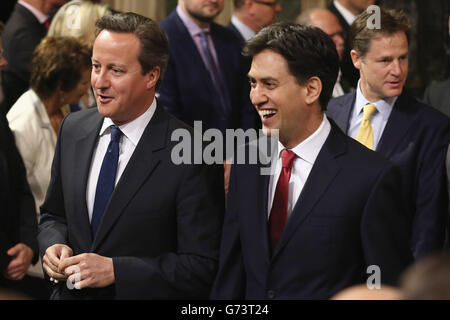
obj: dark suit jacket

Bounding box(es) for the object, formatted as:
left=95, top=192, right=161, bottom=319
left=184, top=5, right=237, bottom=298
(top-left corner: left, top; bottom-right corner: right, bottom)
left=327, top=92, right=450, bottom=259
left=328, top=2, right=359, bottom=89
left=423, top=78, right=450, bottom=117
left=211, top=120, right=412, bottom=299
left=0, top=114, right=38, bottom=273
left=37, top=104, right=225, bottom=299
left=158, top=11, right=256, bottom=136
left=1, top=3, right=46, bottom=115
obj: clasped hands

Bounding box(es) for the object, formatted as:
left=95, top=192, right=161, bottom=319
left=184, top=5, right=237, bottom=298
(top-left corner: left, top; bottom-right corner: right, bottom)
left=42, top=244, right=115, bottom=290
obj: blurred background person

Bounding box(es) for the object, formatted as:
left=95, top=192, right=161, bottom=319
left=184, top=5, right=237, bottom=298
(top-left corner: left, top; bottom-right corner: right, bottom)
left=0, top=0, right=66, bottom=116
left=6, top=36, right=90, bottom=294
left=47, top=0, right=111, bottom=112
left=328, top=0, right=376, bottom=90
left=0, top=20, right=40, bottom=300
left=400, top=252, right=450, bottom=299
left=8, top=36, right=91, bottom=221
left=331, top=284, right=403, bottom=300
left=296, top=8, right=353, bottom=97
left=228, top=0, right=282, bottom=43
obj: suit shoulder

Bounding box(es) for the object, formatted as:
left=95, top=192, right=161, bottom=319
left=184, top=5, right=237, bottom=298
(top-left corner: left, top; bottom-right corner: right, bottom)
left=211, top=22, right=240, bottom=45
left=159, top=11, right=180, bottom=35
left=404, top=96, right=450, bottom=128
left=61, top=108, right=99, bottom=132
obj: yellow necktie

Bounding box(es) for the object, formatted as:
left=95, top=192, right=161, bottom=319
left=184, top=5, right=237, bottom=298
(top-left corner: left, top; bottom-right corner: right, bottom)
left=356, top=104, right=377, bottom=150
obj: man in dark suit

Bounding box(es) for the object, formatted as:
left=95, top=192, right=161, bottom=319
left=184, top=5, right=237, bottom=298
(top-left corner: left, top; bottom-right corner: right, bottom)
left=328, top=0, right=375, bottom=89
left=37, top=12, right=224, bottom=300
left=0, top=25, right=40, bottom=297
left=0, top=0, right=65, bottom=115
left=211, top=22, right=412, bottom=300
left=158, top=0, right=257, bottom=140
left=327, top=8, right=450, bottom=260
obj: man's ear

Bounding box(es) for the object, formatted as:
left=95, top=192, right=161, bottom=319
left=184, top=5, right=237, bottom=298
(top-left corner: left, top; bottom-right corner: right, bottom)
left=350, top=49, right=362, bottom=70
left=146, top=67, right=160, bottom=90
left=304, top=76, right=322, bottom=105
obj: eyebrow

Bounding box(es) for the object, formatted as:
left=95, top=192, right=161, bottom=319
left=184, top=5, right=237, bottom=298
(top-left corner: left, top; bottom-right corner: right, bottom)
left=91, top=58, right=127, bottom=69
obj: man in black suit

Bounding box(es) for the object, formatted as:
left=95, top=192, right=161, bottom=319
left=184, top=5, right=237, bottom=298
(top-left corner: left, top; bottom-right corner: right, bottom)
left=328, top=0, right=375, bottom=89
left=0, top=0, right=66, bottom=115
left=0, top=22, right=40, bottom=297
left=38, top=12, right=224, bottom=300
left=327, top=8, right=450, bottom=260
left=211, top=22, right=412, bottom=300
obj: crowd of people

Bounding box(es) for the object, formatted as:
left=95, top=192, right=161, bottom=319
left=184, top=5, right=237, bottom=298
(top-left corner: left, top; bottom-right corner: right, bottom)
left=0, top=0, right=449, bottom=301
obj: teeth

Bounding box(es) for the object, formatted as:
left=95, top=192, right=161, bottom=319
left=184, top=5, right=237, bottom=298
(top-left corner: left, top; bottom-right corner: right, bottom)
left=259, top=109, right=277, bottom=117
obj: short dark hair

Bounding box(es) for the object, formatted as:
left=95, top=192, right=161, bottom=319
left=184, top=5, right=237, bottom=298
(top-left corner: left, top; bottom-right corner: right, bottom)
left=31, top=37, right=91, bottom=100
left=243, top=22, right=339, bottom=110
left=95, top=12, right=169, bottom=89
left=349, top=8, right=411, bottom=58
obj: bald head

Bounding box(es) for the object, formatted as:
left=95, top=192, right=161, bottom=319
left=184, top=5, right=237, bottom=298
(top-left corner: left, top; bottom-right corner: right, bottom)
left=331, top=284, right=403, bottom=300
left=296, top=9, right=345, bottom=61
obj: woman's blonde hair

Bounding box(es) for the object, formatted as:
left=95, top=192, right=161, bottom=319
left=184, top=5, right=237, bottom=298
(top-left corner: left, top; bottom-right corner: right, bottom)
left=48, top=1, right=111, bottom=46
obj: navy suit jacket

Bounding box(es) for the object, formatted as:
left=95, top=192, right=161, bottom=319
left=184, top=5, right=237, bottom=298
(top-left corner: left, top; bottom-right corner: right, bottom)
left=211, top=120, right=412, bottom=299
left=0, top=114, right=38, bottom=273
left=158, top=11, right=256, bottom=135
left=327, top=92, right=450, bottom=259
left=37, top=104, right=224, bottom=299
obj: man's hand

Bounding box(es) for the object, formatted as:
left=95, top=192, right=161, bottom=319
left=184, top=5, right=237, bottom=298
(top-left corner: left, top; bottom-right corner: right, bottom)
left=59, top=253, right=115, bottom=290
left=3, top=243, right=34, bottom=280
left=42, top=244, right=73, bottom=281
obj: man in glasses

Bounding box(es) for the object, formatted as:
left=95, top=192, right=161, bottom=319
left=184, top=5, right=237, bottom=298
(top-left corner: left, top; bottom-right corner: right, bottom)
left=228, top=0, right=282, bottom=43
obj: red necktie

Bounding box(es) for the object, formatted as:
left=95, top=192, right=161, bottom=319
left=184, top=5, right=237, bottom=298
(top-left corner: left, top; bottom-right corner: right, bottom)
left=268, top=149, right=296, bottom=254
left=44, top=19, right=50, bottom=32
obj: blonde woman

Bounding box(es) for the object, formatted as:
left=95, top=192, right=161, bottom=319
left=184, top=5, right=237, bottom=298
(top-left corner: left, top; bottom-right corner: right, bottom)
left=47, top=1, right=111, bottom=111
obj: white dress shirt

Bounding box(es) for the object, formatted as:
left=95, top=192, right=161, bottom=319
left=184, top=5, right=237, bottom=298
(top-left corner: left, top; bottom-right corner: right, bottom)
left=267, top=115, right=331, bottom=219
left=230, top=15, right=256, bottom=41
left=86, top=99, right=157, bottom=221
left=347, top=80, right=397, bottom=150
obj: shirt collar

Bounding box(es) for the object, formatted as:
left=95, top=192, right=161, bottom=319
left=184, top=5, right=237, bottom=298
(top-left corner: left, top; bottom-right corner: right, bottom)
left=18, top=0, right=48, bottom=24
left=355, top=80, right=398, bottom=121
left=231, top=15, right=256, bottom=41
left=333, top=0, right=357, bottom=26
left=277, top=114, right=331, bottom=165
left=177, top=5, right=210, bottom=37
left=99, top=98, right=157, bottom=147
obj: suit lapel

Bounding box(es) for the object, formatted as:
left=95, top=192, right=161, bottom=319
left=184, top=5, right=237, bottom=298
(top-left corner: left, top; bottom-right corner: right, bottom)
left=91, top=105, right=168, bottom=251
left=330, top=93, right=355, bottom=133
left=376, top=94, right=416, bottom=157
left=272, top=123, right=344, bottom=260
left=72, top=111, right=103, bottom=249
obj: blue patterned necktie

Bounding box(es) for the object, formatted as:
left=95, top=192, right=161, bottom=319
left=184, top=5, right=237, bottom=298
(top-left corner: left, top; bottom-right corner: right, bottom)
left=91, top=125, right=122, bottom=237
left=198, top=31, right=230, bottom=115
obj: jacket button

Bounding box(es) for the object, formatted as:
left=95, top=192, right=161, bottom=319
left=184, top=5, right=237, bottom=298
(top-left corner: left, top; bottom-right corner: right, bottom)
left=267, top=290, right=275, bottom=299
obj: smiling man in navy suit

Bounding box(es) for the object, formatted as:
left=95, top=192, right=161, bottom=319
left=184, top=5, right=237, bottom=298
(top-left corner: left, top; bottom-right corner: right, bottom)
left=37, top=13, right=224, bottom=300
left=326, top=8, right=450, bottom=260
left=211, top=22, right=412, bottom=300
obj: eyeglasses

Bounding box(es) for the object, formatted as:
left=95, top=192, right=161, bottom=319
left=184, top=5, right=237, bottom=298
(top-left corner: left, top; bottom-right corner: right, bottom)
left=252, top=0, right=280, bottom=8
